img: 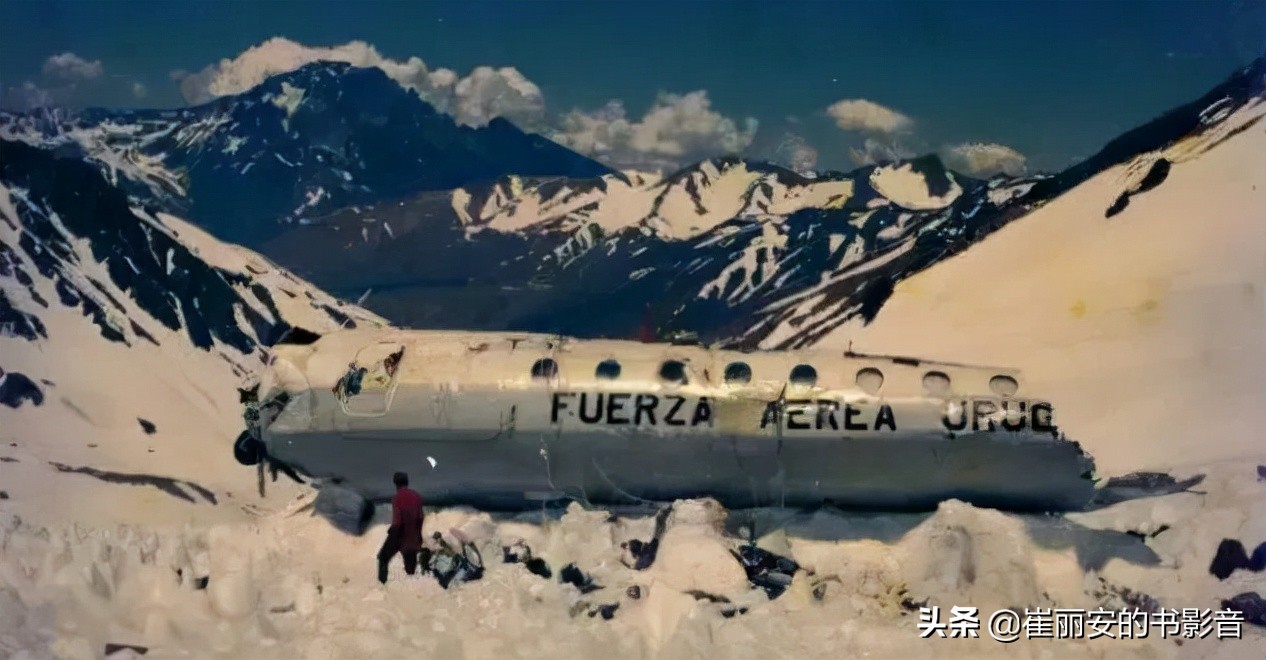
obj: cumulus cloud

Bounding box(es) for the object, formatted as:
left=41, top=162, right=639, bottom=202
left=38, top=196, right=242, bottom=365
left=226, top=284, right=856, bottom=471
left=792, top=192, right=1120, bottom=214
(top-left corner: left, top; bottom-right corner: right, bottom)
left=131, top=82, right=148, bottom=99
left=41, top=53, right=103, bottom=82
left=827, top=99, right=912, bottom=134
left=551, top=91, right=758, bottom=170
left=848, top=138, right=916, bottom=167
left=177, top=37, right=545, bottom=128
left=772, top=133, right=819, bottom=175
left=1, top=82, right=57, bottom=111
left=942, top=142, right=1028, bottom=177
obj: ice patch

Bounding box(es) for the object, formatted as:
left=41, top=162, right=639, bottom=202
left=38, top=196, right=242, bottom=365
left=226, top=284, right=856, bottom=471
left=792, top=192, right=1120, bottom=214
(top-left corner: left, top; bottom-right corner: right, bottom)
left=222, top=135, right=247, bottom=155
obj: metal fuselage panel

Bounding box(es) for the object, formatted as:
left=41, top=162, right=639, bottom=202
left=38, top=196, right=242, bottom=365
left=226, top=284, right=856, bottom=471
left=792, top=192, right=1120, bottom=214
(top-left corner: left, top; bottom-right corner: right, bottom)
left=261, top=380, right=1096, bottom=511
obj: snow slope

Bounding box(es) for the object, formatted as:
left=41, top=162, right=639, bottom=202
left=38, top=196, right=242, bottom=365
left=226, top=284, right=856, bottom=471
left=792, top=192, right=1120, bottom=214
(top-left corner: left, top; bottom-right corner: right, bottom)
left=0, top=135, right=385, bottom=526
left=814, top=90, right=1266, bottom=478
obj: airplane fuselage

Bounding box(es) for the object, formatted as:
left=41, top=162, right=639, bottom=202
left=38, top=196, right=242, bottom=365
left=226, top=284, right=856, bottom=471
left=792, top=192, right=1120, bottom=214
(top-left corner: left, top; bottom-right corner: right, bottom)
left=242, top=328, right=1096, bottom=512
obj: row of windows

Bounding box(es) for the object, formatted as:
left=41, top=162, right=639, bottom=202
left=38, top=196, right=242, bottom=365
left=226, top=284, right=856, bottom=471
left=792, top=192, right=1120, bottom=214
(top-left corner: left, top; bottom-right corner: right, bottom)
left=529, top=357, right=1019, bottom=395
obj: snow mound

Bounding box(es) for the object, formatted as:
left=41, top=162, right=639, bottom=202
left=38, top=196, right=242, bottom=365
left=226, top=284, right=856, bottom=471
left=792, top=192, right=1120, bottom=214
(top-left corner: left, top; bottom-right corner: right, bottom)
left=4, top=460, right=1263, bottom=658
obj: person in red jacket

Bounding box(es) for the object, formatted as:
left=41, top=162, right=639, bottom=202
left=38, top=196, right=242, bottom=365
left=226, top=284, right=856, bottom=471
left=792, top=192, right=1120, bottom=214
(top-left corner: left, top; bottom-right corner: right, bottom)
left=377, top=471, right=425, bottom=584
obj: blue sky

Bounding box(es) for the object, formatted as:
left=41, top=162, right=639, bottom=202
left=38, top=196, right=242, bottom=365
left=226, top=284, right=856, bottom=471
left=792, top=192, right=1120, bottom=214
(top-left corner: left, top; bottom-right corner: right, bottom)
left=3, top=0, right=1264, bottom=173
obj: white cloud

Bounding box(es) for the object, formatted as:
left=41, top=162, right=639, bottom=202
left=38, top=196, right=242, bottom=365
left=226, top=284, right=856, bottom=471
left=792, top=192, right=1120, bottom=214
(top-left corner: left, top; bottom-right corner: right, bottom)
left=177, top=37, right=544, bottom=128
left=551, top=91, right=758, bottom=170
left=772, top=133, right=819, bottom=174
left=827, top=99, right=912, bottom=134
left=942, top=142, right=1028, bottom=177
left=848, top=138, right=915, bottom=167
left=42, top=53, right=103, bottom=82
left=450, top=66, right=545, bottom=129
left=1, top=82, right=56, bottom=111
left=131, top=82, right=148, bottom=99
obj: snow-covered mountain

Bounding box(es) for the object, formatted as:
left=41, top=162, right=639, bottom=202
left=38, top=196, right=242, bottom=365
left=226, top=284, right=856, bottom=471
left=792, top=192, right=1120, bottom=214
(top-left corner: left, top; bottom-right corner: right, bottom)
left=7, top=57, right=1261, bottom=353
left=0, top=136, right=384, bottom=427
left=0, top=61, right=615, bottom=247
left=257, top=152, right=1056, bottom=337
left=232, top=57, right=1266, bottom=348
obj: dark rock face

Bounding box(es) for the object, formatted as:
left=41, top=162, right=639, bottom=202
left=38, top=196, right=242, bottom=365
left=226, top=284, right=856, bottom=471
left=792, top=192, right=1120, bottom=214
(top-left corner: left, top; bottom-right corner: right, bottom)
left=1105, top=158, right=1172, bottom=218
left=1209, top=538, right=1266, bottom=580
left=0, top=370, right=43, bottom=408
left=1, top=139, right=272, bottom=353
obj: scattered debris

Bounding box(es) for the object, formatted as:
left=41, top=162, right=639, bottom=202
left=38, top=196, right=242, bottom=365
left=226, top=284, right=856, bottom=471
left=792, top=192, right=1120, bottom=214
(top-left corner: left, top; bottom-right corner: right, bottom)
left=589, top=603, right=619, bottom=620
left=559, top=563, right=602, bottom=594
left=625, top=585, right=641, bottom=600
left=1257, top=465, right=1266, bottom=482
left=137, top=418, right=157, bottom=434
left=731, top=543, right=801, bottom=599
left=104, top=643, right=148, bottom=657
left=194, top=576, right=210, bottom=590
left=621, top=507, right=670, bottom=571
left=502, top=539, right=551, bottom=579
left=0, top=456, right=17, bottom=463
left=683, top=589, right=749, bottom=617
left=1220, top=592, right=1266, bottom=628
left=569, top=600, right=620, bottom=620
left=1092, top=576, right=1161, bottom=614
left=0, top=491, right=8, bottom=499
left=428, top=531, right=485, bottom=589
left=899, top=591, right=929, bottom=613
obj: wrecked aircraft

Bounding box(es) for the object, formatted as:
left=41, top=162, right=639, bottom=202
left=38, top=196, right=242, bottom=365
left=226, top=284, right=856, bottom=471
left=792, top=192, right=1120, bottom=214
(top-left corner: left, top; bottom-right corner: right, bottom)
left=234, top=328, right=1098, bottom=512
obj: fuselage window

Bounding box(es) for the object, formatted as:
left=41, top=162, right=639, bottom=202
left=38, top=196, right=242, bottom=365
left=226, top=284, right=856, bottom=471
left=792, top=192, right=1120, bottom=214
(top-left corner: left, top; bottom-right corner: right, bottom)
left=531, top=358, right=559, bottom=380
left=989, top=374, right=1019, bottom=397
left=659, top=359, right=688, bottom=385
left=922, top=371, right=952, bottom=396
left=723, top=361, right=752, bottom=385
left=789, top=364, right=818, bottom=387
left=595, top=359, right=622, bottom=380
left=855, top=367, right=884, bottom=395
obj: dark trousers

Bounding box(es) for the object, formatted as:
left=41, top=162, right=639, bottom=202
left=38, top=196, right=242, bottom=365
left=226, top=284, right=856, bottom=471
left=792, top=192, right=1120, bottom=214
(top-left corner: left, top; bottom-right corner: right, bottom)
left=377, top=528, right=418, bottom=583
